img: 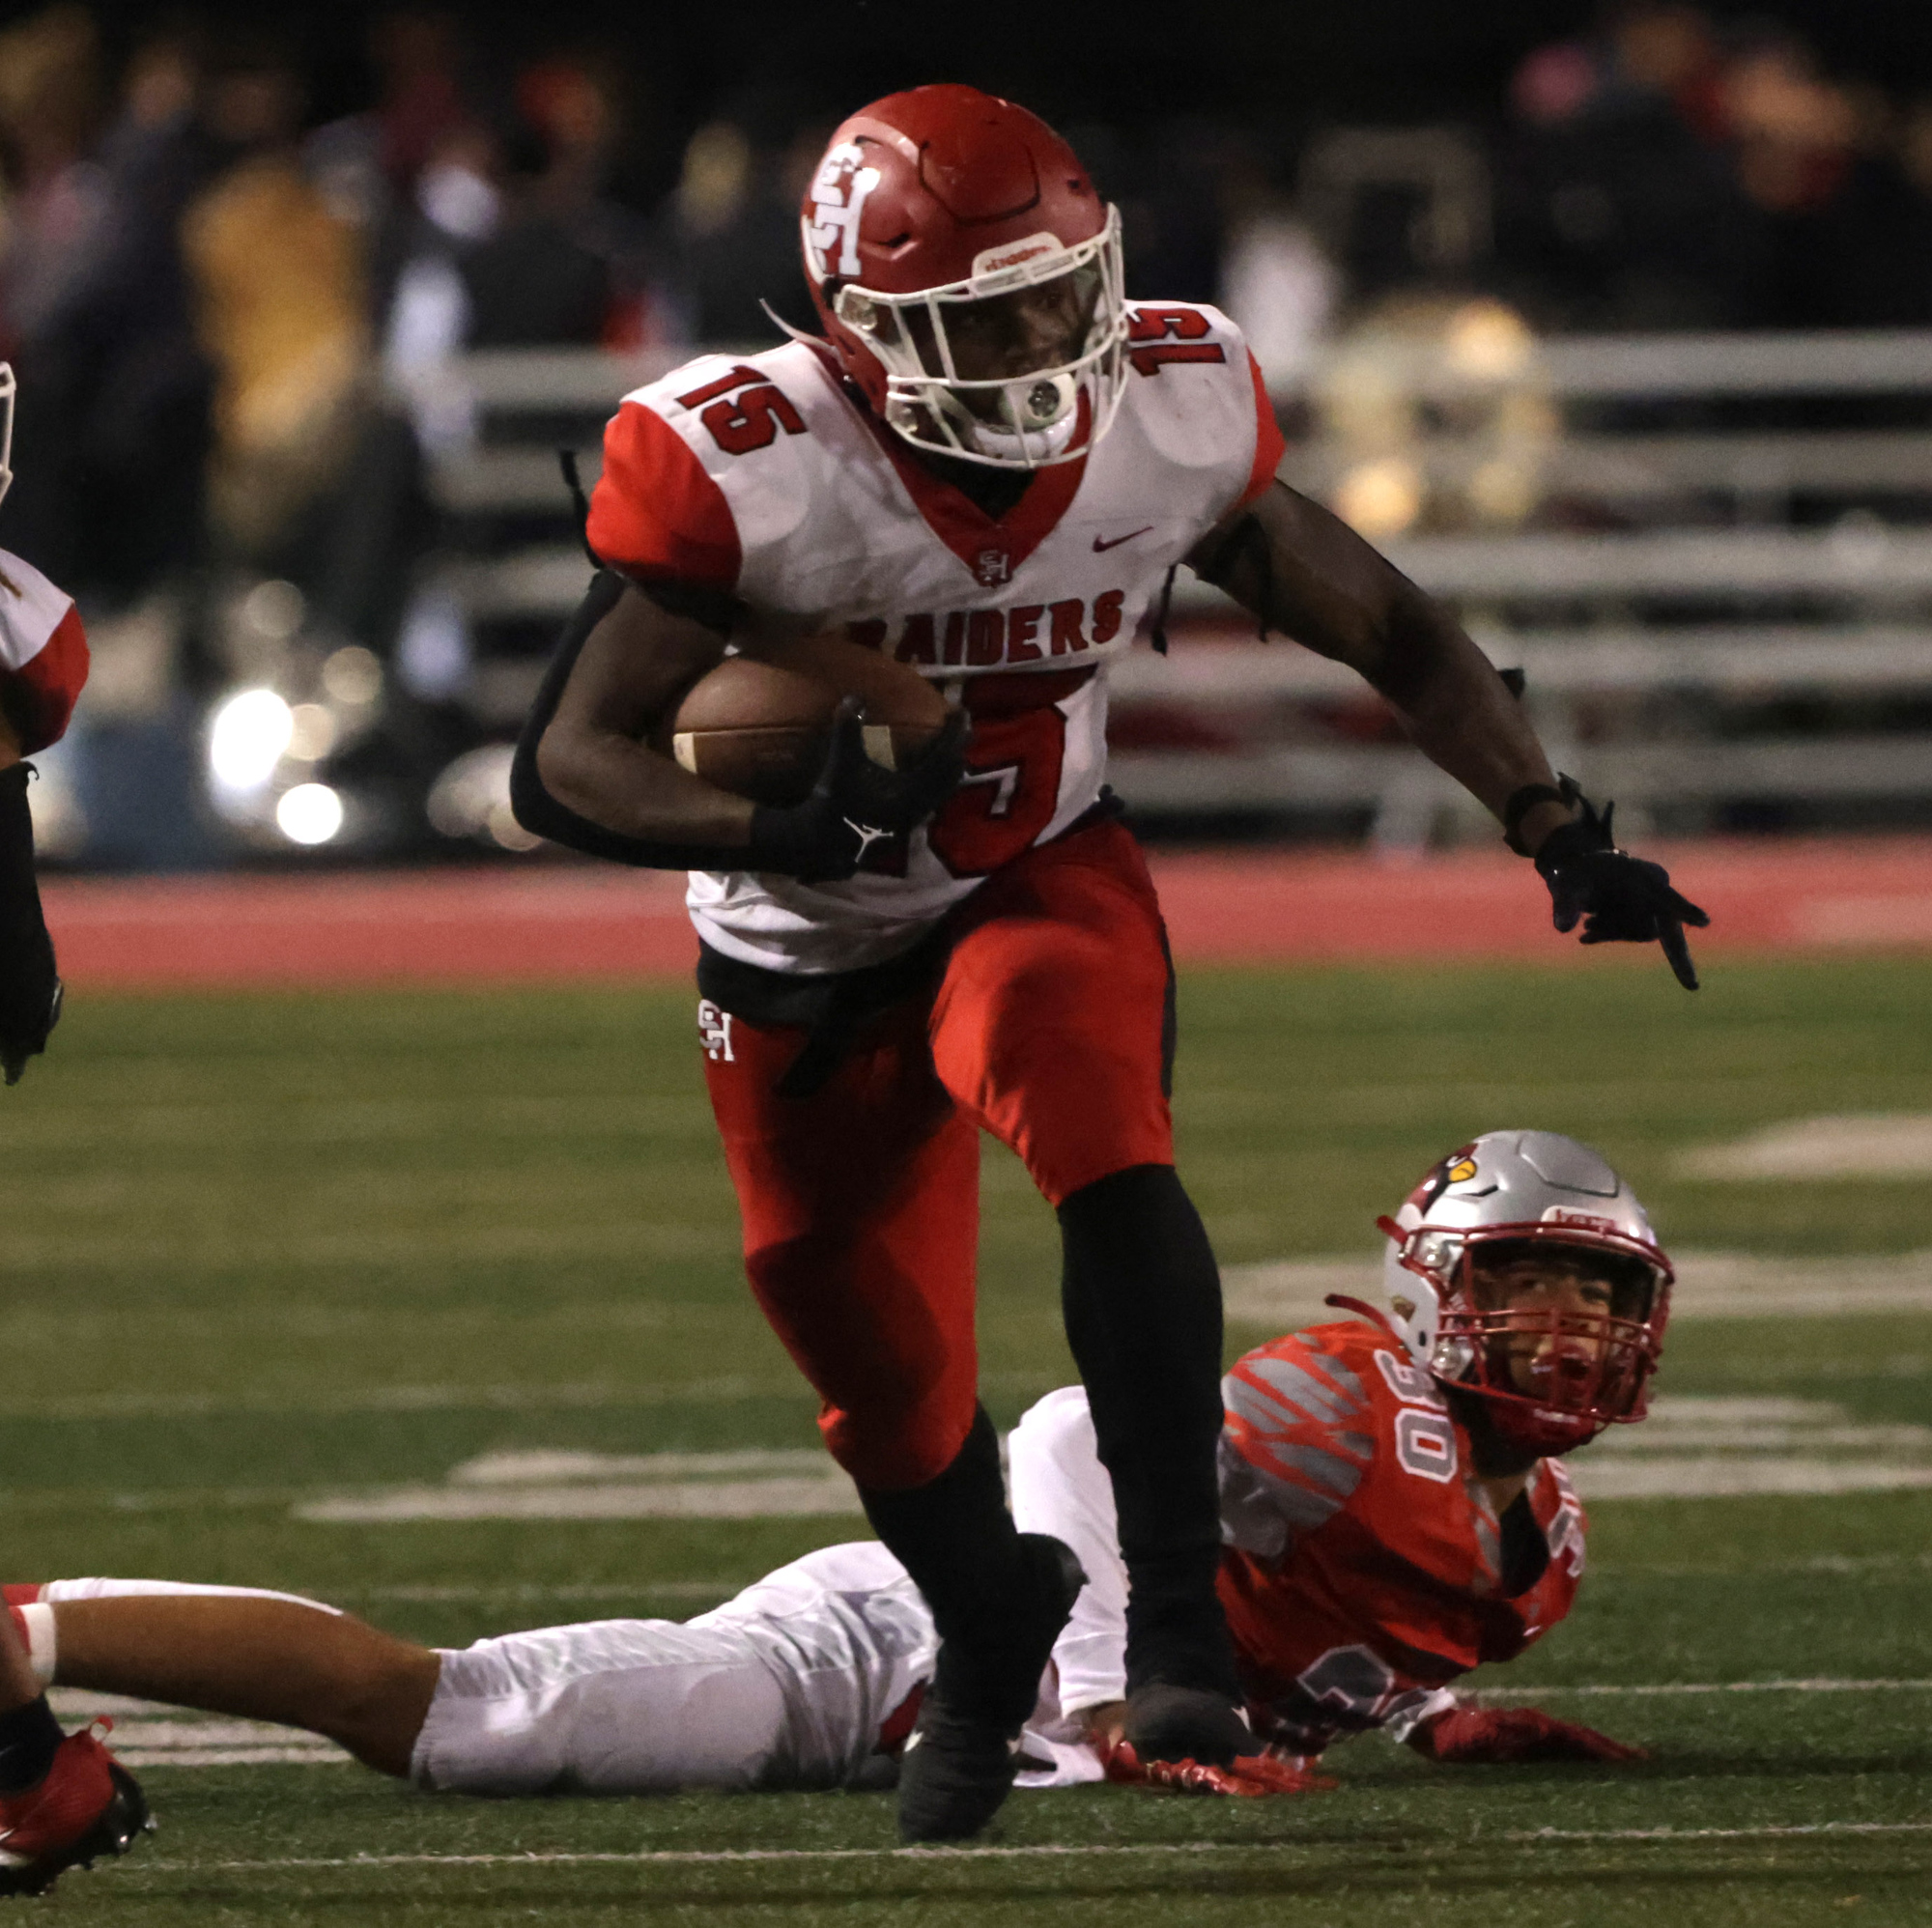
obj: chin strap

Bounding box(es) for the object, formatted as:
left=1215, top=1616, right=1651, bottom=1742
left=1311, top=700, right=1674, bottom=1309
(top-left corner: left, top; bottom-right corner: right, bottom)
left=759, top=298, right=828, bottom=350
left=1321, top=1293, right=1416, bottom=1352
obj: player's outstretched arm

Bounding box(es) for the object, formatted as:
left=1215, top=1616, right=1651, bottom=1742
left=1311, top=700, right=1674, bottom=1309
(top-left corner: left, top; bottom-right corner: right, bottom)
left=1189, top=485, right=1707, bottom=988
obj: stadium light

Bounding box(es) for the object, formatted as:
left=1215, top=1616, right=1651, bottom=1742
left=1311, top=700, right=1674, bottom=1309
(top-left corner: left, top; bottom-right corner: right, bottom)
left=208, top=690, right=296, bottom=793
left=275, top=782, right=345, bottom=846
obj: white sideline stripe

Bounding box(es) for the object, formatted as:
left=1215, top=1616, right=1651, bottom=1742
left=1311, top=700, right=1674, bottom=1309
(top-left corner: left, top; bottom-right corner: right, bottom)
left=131, top=1822, right=1932, bottom=1871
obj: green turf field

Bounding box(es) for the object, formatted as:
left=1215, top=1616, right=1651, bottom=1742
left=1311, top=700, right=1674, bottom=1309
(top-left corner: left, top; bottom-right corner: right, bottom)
left=4, top=955, right=1929, bottom=1924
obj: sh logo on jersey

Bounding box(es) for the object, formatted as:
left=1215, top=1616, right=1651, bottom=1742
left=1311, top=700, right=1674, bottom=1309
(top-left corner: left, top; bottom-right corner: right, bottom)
left=697, top=1000, right=735, bottom=1063
left=803, top=143, right=880, bottom=280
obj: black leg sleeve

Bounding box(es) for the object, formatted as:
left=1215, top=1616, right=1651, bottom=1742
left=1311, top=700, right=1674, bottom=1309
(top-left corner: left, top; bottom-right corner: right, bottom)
left=0, top=764, right=60, bottom=1085
left=859, top=1406, right=1039, bottom=1720
left=1058, top=1162, right=1238, bottom=1698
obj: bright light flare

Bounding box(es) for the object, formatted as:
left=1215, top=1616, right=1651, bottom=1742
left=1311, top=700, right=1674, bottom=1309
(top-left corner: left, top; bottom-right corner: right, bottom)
left=275, top=782, right=344, bottom=845
left=209, top=690, right=295, bottom=792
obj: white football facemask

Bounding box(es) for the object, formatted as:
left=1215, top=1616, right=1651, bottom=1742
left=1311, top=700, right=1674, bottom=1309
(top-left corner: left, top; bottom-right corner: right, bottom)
left=826, top=207, right=1129, bottom=471
left=0, top=362, right=14, bottom=512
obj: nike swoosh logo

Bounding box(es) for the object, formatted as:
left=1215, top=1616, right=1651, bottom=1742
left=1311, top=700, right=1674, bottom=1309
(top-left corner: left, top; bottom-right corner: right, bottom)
left=1093, top=526, right=1154, bottom=553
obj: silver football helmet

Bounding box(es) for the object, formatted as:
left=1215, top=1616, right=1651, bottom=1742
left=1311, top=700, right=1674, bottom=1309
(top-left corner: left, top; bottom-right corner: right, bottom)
left=1378, top=1130, right=1672, bottom=1453
left=0, top=363, right=14, bottom=511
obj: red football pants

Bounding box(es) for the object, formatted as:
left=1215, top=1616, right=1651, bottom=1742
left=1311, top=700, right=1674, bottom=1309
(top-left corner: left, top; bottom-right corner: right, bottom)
left=702, top=819, right=1177, bottom=1490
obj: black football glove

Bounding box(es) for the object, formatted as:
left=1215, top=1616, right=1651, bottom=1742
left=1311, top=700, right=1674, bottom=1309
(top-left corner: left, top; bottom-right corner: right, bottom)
left=1531, top=780, right=1709, bottom=991
left=0, top=763, right=63, bottom=1084
left=747, top=698, right=968, bottom=882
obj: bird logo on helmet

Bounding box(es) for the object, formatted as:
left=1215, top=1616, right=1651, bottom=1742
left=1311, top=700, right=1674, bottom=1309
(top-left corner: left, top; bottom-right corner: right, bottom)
left=1377, top=1130, right=1674, bottom=1455
left=796, top=84, right=1129, bottom=472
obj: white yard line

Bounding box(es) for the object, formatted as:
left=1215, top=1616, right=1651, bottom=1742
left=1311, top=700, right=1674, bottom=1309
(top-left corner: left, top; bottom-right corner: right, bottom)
left=296, top=1477, right=865, bottom=1523
left=1678, top=1115, right=1932, bottom=1180
left=66, top=1680, right=1932, bottom=1777
left=1478, top=1678, right=1932, bottom=1700
left=116, top=1748, right=351, bottom=1768
left=1569, top=1460, right=1932, bottom=1499
left=130, top=1820, right=1932, bottom=1872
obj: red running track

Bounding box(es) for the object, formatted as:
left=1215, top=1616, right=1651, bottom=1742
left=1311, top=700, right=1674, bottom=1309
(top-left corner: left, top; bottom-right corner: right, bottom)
left=39, top=836, right=1932, bottom=990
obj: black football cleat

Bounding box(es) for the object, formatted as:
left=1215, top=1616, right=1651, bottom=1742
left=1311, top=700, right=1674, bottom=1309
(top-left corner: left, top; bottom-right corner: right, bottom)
left=897, top=1533, right=1086, bottom=1843
left=1122, top=1681, right=1254, bottom=1770
left=0, top=1725, right=151, bottom=1897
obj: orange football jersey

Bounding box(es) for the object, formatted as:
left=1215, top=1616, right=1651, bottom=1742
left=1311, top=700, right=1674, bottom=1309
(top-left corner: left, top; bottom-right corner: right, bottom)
left=1217, top=1318, right=1586, bottom=1753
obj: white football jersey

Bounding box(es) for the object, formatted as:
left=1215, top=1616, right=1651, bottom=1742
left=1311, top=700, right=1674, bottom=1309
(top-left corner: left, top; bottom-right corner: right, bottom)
left=588, top=304, right=1283, bottom=975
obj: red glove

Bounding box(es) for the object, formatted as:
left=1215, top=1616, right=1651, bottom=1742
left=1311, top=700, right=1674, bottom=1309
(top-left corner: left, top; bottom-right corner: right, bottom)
left=1411, top=1704, right=1646, bottom=1765
left=1102, top=1740, right=1336, bottom=1798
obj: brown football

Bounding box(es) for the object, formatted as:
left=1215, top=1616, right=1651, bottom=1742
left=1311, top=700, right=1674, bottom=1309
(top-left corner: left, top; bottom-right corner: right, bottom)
left=657, top=634, right=949, bottom=806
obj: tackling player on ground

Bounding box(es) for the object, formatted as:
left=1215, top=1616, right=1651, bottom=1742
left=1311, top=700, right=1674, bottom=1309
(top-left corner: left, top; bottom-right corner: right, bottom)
left=0, top=360, right=150, bottom=1893
left=508, top=85, right=1706, bottom=1838
left=8, top=1133, right=1660, bottom=1812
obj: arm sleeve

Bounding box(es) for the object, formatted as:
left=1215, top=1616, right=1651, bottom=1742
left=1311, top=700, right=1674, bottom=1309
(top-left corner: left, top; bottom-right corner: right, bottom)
left=508, top=570, right=745, bottom=870
left=0, top=554, right=89, bottom=752
left=586, top=400, right=742, bottom=591
left=1217, top=1336, right=1377, bottom=1564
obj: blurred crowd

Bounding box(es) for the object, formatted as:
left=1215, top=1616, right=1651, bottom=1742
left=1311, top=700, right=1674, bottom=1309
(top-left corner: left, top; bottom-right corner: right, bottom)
left=1499, top=5, right=1932, bottom=331
left=4, top=1, right=1932, bottom=632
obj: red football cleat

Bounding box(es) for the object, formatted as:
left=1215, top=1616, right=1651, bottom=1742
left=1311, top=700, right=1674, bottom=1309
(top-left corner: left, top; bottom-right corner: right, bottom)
left=0, top=1723, right=150, bottom=1896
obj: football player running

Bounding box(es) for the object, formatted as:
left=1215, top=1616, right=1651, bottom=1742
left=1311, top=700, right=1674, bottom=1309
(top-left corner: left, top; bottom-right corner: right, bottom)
left=12, top=1132, right=1657, bottom=1808
left=509, top=84, right=1705, bottom=1839
left=0, top=362, right=150, bottom=1893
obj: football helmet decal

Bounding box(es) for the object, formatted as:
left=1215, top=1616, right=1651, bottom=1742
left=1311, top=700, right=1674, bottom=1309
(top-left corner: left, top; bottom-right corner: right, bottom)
left=799, top=85, right=1128, bottom=471
left=1378, top=1130, right=1672, bottom=1455
left=0, top=363, right=14, bottom=512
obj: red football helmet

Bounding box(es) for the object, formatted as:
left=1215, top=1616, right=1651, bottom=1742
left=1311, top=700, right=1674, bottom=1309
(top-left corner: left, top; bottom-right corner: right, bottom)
left=798, top=84, right=1127, bottom=470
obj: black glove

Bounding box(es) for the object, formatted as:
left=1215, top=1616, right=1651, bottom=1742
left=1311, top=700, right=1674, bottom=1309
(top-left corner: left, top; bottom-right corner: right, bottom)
left=0, top=763, right=62, bottom=1083
left=1532, top=781, right=1710, bottom=991
left=747, top=699, right=968, bottom=882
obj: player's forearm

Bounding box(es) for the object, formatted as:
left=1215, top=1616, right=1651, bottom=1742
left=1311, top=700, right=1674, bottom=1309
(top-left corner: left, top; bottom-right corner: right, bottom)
left=1196, top=487, right=1577, bottom=854
left=512, top=573, right=755, bottom=865
left=533, top=723, right=754, bottom=851
left=1366, top=586, right=1575, bottom=853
